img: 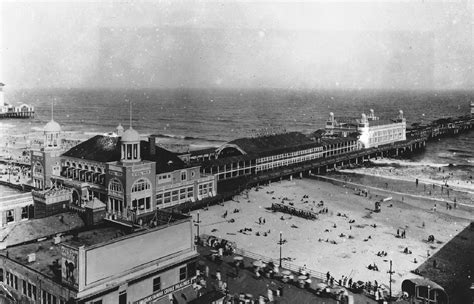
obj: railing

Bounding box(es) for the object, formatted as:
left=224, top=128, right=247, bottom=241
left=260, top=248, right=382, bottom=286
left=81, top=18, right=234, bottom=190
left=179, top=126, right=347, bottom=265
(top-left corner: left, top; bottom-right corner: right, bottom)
left=201, top=234, right=326, bottom=281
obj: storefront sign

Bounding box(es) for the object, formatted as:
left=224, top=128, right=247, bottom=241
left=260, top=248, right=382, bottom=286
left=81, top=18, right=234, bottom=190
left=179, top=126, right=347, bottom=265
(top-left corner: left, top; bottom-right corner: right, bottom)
left=135, top=278, right=195, bottom=304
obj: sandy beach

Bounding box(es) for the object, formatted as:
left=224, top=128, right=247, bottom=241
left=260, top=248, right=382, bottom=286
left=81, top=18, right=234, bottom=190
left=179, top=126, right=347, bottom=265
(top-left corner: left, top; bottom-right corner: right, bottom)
left=192, top=177, right=472, bottom=294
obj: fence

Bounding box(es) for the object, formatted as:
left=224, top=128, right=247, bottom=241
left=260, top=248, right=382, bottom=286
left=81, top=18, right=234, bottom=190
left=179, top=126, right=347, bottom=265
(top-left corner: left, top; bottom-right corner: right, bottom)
left=201, top=234, right=325, bottom=281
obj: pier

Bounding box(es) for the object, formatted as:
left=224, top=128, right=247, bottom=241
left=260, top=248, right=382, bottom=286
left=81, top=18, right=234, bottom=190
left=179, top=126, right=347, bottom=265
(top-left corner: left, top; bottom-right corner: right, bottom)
left=0, top=110, right=35, bottom=119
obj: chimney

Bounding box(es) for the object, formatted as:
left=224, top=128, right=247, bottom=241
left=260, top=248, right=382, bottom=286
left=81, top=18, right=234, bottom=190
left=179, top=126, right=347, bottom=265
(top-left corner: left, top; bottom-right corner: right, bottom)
left=27, top=253, right=36, bottom=263
left=149, top=135, right=157, bottom=156
left=54, top=235, right=62, bottom=244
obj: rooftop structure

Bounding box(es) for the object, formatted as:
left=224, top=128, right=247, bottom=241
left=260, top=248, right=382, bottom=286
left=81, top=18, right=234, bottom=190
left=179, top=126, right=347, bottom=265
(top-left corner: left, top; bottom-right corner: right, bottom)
left=216, top=132, right=320, bottom=159
left=0, top=211, right=199, bottom=303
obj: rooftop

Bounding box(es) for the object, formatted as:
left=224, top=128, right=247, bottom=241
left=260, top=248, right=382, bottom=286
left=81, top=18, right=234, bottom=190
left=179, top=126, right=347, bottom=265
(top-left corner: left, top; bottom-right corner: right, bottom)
left=4, top=224, right=130, bottom=284
left=366, top=118, right=404, bottom=127
left=2, top=211, right=191, bottom=284
left=62, top=135, right=186, bottom=173
left=225, top=132, right=319, bottom=158
left=0, top=212, right=84, bottom=248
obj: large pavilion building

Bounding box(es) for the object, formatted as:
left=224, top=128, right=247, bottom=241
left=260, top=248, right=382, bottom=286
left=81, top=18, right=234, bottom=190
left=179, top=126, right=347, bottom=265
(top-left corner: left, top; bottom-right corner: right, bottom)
left=30, top=119, right=217, bottom=223
left=325, top=109, right=406, bottom=148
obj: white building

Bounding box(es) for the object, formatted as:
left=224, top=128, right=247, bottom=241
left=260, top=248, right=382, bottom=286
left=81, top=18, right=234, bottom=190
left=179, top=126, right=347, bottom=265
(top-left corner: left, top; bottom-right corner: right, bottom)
left=357, top=110, right=406, bottom=148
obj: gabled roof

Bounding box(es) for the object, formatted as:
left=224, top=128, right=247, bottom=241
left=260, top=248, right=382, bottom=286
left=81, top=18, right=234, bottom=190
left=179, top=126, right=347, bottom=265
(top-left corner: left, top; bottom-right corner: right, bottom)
left=62, top=135, right=186, bottom=173
left=62, top=135, right=121, bottom=163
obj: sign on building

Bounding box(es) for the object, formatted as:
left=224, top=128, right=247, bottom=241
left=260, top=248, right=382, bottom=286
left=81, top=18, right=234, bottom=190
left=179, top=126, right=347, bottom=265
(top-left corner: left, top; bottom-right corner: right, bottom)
left=61, top=245, right=79, bottom=288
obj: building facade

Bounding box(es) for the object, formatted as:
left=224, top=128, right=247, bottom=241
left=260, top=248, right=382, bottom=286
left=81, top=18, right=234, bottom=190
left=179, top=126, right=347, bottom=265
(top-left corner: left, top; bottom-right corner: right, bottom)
left=358, top=110, right=406, bottom=148
left=31, top=121, right=217, bottom=223
left=0, top=193, right=33, bottom=228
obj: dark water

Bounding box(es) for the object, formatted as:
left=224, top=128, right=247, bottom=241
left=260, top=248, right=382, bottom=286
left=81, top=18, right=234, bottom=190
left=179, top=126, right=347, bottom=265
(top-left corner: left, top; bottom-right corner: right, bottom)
left=1, top=88, right=473, bottom=165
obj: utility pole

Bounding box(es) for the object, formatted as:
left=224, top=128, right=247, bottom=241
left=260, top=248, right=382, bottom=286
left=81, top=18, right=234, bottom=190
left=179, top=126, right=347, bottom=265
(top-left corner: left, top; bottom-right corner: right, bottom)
left=194, top=211, right=201, bottom=244
left=388, top=260, right=395, bottom=303
left=278, top=231, right=284, bottom=267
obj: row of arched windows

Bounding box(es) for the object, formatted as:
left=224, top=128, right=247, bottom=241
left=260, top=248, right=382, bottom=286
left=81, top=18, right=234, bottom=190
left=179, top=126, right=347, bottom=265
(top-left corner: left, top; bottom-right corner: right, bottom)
left=108, top=178, right=151, bottom=194
left=63, top=161, right=104, bottom=173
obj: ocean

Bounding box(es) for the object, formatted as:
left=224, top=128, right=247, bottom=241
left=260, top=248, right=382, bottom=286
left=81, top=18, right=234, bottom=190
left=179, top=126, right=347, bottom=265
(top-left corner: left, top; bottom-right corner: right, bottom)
left=0, top=88, right=473, bottom=195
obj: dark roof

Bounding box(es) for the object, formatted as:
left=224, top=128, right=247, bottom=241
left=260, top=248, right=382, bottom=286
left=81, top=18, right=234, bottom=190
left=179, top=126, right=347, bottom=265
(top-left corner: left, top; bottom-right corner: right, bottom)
left=402, top=278, right=445, bottom=291
left=141, top=140, right=186, bottom=173
left=62, top=135, right=186, bottom=174
left=62, top=135, right=121, bottom=163
left=226, top=132, right=318, bottom=157
left=189, top=147, right=217, bottom=156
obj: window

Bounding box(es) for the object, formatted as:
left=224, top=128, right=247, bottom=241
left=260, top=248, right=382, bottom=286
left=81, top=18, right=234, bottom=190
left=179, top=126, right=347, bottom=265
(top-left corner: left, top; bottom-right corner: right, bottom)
left=109, top=179, right=123, bottom=193
left=21, top=206, right=28, bottom=219
left=145, top=197, right=150, bottom=210
left=187, top=262, right=197, bottom=278
left=179, top=266, right=187, bottom=281
left=119, top=291, right=127, bottom=304
left=181, top=171, right=187, bottom=181
left=6, top=210, right=14, bottom=223
left=132, top=178, right=151, bottom=192
left=22, top=280, right=27, bottom=295
left=0, top=269, right=3, bottom=282
left=153, top=277, right=161, bottom=292
left=28, top=282, right=36, bottom=300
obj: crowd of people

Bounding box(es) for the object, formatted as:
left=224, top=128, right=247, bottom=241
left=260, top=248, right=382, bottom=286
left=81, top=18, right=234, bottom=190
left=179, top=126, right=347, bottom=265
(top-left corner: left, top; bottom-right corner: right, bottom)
left=271, top=202, right=318, bottom=220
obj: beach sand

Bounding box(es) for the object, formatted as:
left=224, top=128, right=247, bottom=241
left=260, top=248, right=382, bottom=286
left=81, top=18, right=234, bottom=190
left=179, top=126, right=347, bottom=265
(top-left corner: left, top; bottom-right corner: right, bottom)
left=192, top=177, right=472, bottom=294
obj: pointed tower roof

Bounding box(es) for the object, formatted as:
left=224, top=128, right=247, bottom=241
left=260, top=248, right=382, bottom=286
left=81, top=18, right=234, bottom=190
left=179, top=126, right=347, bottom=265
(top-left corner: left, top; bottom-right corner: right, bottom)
left=44, top=101, right=61, bottom=132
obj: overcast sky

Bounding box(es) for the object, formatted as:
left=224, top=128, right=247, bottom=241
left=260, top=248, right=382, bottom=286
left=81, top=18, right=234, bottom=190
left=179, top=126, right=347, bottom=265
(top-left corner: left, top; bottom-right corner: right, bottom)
left=1, top=0, right=473, bottom=90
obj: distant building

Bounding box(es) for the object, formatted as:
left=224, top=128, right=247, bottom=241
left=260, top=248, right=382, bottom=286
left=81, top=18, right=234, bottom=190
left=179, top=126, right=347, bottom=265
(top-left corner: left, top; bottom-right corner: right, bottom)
left=357, top=110, right=406, bottom=148
left=0, top=211, right=198, bottom=304
left=0, top=83, right=34, bottom=118
left=325, top=109, right=406, bottom=148
left=201, top=132, right=358, bottom=181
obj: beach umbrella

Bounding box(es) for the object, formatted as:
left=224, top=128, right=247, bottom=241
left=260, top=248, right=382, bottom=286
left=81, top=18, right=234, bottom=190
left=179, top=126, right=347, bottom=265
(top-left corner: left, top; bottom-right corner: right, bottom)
left=253, top=260, right=264, bottom=267
left=298, top=275, right=307, bottom=280
left=233, top=256, right=243, bottom=261
left=281, top=270, right=291, bottom=275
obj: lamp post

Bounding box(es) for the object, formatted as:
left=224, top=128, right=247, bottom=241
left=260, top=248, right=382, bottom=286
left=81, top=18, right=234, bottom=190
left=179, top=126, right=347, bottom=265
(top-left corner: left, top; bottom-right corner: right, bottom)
left=194, top=211, right=201, bottom=244
left=388, top=260, right=395, bottom=303
left=278, top=231, right=284, bottom=267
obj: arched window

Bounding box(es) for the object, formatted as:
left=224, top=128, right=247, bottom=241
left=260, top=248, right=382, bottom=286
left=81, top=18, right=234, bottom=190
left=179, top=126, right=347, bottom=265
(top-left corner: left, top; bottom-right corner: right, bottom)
left=132, top=178, right=151, bottom=193
left=109, top=178, right=123, bottom=193
left=33, top=162, right=43, bottom=175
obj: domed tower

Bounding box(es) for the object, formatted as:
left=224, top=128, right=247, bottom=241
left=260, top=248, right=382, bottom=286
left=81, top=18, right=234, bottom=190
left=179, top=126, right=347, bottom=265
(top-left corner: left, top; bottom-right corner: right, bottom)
left=121, top=127, right=141, bottom=163
left=43, top=119, right=62, bottom=150
left=30, top=103, right=63, bottom=190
